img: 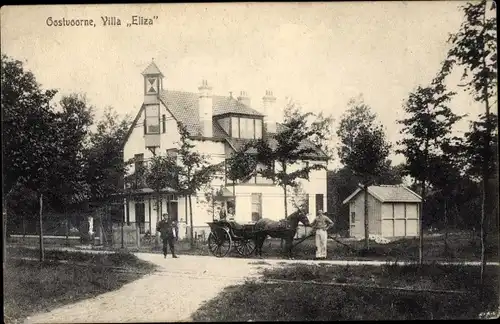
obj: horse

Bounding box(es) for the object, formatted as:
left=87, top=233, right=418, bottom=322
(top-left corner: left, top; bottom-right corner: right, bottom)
left=253, top=209, right=311, bottom=259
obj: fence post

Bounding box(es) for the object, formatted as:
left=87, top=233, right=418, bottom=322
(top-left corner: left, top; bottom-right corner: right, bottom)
left=136, top=224, right=140, bottom=249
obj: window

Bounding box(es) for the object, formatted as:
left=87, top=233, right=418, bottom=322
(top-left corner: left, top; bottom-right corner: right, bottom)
left=231, top=117, right=239, bottom=138
left=315, top=194, right=324, bottom=214
left=255, top=119, right=262, bottom=139
left=251, top=193, right=262, bottom=222
left=135, top=203, right=146, bottom=234
left=229, top=116, right=263, bottom=139
left=351, top=212, right=356, bottom=223
left=166, top=148, right=178, bottom=158
left=145, top=105, right=160, bottom=134
left=241, top=118, right=253, bottom=139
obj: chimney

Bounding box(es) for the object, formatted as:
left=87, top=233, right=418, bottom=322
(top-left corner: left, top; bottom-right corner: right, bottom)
left=237, top=91, right=250, bottom=107
left=262, top=90, right=277, bottom=134
left=198, top=79, right=213, bottom=137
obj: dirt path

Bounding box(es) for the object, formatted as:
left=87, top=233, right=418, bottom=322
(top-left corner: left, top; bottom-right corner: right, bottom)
left=24, top=254, right=265, bottom=323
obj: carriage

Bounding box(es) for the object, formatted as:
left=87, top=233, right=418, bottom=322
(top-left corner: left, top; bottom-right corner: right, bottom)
left=206, top=220, right=259, bottom=257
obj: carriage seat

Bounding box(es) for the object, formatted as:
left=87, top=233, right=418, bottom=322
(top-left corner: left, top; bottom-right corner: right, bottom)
left=228, top=221, right=244, bottom=230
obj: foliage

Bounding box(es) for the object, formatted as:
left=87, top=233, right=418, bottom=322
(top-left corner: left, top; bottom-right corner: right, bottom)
left=397, top=84, right=462, bottom=183
left=436, top=0, right=497, bottom=103
left=436, top=0, right=497, bottom=283
left=461, top=113, right=499, bottom=181
left=225, top=141, right=258, bottom=185
left=248, top=103, right=330, bottom=217
left=144, top=155, right=178, bottom=193
left=337, top=96, right=391, bottom=248
left=283, top=99, right=335, bottom=159
left=1, top=54, right=61, bottom=195
left=337, top=96, right=391, bottom=185
left=83, top=107, right=132, bottom=203
left=45, top=94, right=94, bottom=210
left=172, top=122, right=223, bottom=197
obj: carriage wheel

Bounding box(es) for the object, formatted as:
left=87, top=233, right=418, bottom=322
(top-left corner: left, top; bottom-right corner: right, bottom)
left=235, top=238, right=256, bottom=257
left=208, top=228, right=232, bottom=258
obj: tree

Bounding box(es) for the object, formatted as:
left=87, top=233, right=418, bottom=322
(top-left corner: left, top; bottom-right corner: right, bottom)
left=337, top=98, right=391, bottom=249
left=427, top=138, right=464, bottom=254
left=225, top=141, right=258, bottom=199
left=249, top=104, right=331, bottom=219
left=461, top=113, right=499, bottom=239
left=84, top=107, right=132, bottom=204
left=436, top=0, right=497, bottom=284
left=46, top=94, right=94, bottom=243
left=167, top=122, right=223, bottom=248
left=397, top=83, right=463, bottom=265
left=2, top=54, right=64, bottom=262
left=145, top=154, right=178, bottom=225
left=284, top=99, right=336, bottom=159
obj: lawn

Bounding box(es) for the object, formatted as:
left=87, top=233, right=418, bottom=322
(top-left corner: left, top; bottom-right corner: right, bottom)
left=4, top=248, right=157, bottom=324
left=135, top=231, right=499, bottom=262
left=191, top=263, right=500, bottom=321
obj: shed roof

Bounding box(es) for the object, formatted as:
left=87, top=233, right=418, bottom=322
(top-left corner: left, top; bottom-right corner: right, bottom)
left=342, top=185, right=422, bottom=205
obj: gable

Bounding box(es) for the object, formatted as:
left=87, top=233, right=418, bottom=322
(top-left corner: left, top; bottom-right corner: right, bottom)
left=343, top=185, right=422, bottom=205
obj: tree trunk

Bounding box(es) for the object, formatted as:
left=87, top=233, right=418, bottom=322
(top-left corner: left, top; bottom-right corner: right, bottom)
left=444, top=199, right=449, bottom=255
left=156, top=192, right=161, bottom=247
left=282, top=185, right=288, bottom=250
left=480, top=2, right=491, bottom=286
left=363, top=184, right=369, bottom=250
left=419, top=179, right=427, bottom=265
left=121, top=200, right=125, bottom=249
left=3, top=196, right=7, bottom=266
left=284, top=185, right=288, bottom=218
left=188, top=194, right=194, bottom=249
left=22, top=213, right=26, bottom=242
left=480, top=180, right=487, bottom=285
left=39, top=193, right=45, bottom=262
left=65, top=206, right=69, bottom=247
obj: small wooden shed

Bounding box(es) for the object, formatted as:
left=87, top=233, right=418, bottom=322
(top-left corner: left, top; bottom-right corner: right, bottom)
left=342, top=184, right=422, bottom=239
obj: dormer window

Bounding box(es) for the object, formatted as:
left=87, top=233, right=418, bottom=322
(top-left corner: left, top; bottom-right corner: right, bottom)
left=228, top=116, right=263, bottom=139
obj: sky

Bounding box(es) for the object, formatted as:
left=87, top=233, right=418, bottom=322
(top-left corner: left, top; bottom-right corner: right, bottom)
left=1, top=2, right=495, bottom=170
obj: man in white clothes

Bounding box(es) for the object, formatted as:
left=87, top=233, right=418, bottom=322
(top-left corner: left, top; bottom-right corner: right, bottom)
left=310, top=210, right=334, bottom=260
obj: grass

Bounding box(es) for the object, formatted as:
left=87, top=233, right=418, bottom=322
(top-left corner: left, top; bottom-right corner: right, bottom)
left=7, top=246, right=158, bottom=270
left=4, top=248, right=157, bottom=324
left=192, top=263, right=500, bottom=321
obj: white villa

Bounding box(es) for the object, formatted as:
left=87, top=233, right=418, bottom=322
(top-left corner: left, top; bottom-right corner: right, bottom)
left=122, top=60, right=329, bottom=240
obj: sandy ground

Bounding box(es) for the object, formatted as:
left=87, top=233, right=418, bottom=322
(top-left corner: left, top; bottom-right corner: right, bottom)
left=24, top=253, right=267, bottom=323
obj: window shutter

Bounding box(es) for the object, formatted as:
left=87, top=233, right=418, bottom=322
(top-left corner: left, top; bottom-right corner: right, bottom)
left=143, top=117, right=147, bottom=134
left=162, top=114, right=166, bottom=133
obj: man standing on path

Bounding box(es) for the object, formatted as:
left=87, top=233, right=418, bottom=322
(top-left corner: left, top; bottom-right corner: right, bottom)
left=156, top=213, right=179, bottom=259
left=311, top=210, right=334, bottom=260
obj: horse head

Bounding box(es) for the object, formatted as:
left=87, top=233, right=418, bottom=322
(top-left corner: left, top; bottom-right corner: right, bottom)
left=287, top=208, right=310, bottom=228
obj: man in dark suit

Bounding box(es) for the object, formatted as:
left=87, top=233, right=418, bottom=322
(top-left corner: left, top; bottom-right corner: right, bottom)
left=156, top=213, right=179, bottom=258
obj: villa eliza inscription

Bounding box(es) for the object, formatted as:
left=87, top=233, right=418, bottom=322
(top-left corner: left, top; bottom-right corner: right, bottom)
left=45, top=16, right=159, bottom=27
